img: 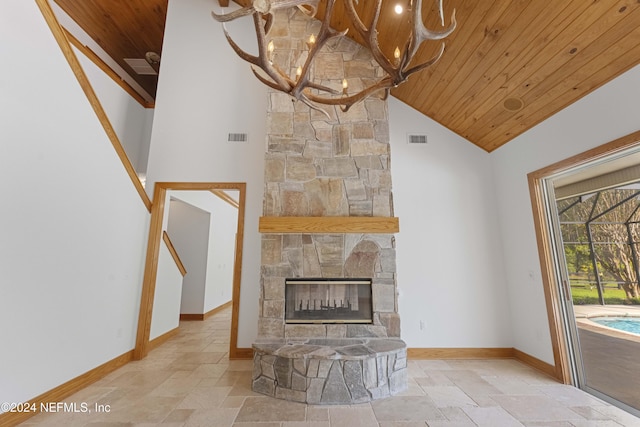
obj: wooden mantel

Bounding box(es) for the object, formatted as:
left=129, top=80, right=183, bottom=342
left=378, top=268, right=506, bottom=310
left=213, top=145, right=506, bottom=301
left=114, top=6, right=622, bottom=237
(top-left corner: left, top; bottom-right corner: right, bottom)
left=258, top=216, right=399, bottom=234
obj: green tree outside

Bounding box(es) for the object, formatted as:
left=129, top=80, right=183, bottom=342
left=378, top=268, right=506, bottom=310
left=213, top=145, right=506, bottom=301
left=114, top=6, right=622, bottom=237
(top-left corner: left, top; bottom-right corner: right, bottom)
left=557, top=189, right=640, bottom=304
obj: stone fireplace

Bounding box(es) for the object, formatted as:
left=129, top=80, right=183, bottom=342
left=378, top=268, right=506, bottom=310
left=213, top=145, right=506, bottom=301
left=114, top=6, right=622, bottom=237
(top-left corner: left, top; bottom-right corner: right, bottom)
left=252, top=9, right=406, bottom=404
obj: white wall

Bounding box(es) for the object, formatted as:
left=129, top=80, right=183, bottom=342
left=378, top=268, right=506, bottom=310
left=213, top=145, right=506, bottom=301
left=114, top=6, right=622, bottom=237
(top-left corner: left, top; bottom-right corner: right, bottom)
left=204, top=198, right=237, bottom=312
left=491, top=64, right=640, bottom=364
left=0, top=0, right=149, bottom=407
left=389, top=98, right=512, bottom=348
left=168, top=200, right=211, bottom=314
left=150, top=243, right=184, bottom=340
left=75, top=49, right=155, bottom=176
left=146, top=0, right=267, bottom=347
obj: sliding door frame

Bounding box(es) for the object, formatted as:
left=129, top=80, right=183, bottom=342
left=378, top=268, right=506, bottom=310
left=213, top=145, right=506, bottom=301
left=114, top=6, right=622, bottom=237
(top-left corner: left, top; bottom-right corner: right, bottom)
left=528, top=129, right=640, bottom=384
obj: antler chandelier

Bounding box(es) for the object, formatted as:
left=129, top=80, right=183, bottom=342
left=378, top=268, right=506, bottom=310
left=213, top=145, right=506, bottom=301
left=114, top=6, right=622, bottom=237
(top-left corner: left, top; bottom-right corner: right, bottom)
left=212, top=0, right=456, bottom=113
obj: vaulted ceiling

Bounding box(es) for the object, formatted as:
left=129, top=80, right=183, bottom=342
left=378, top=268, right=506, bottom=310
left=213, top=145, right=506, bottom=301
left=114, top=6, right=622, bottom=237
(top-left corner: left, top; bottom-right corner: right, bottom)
left=52, top=0, right=640, bottom=152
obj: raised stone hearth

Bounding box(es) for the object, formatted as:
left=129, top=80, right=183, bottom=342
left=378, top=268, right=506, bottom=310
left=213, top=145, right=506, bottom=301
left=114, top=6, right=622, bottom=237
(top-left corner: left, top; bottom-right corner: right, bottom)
left=252, top=338, right=407, bottom=404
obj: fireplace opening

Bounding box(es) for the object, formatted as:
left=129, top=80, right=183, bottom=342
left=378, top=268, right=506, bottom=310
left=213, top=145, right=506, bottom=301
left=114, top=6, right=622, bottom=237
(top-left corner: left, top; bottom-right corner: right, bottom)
left=285, top=278, right=373, bottom=324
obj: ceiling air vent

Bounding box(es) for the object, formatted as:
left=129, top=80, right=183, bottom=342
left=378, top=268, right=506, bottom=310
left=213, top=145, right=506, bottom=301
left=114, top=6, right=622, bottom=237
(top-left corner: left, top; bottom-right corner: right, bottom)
left=407, top=134, right=427, bottom=144
left=123, top=58, right=158, bottom=75
left=228, top=133, right=248, bottom=143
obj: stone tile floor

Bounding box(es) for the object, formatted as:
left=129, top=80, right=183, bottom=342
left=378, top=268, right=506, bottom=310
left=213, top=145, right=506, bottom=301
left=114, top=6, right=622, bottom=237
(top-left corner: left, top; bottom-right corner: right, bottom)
left=19, top=307, right=640, bottom=426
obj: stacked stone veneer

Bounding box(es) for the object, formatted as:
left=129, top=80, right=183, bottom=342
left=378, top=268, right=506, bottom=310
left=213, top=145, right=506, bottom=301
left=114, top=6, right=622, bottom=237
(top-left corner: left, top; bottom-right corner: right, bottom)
left=255, top=9, right=406, bottom=403
left=261, top=233, right=400, bottom=339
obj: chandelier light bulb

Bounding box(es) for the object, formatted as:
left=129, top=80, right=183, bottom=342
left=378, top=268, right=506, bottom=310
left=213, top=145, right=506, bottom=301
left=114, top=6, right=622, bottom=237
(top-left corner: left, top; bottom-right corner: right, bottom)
left=296, top=66, right=302, bottom=78
left=308, top=34, right=316, bottom=45
left=394, top=46, right=401, bottom=59
left=267, top=40, right=275, bottom=62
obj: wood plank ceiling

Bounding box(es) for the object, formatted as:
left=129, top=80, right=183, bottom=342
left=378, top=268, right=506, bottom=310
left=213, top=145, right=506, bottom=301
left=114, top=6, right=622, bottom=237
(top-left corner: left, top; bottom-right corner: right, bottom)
left=52, top=0, right=640, bottom=152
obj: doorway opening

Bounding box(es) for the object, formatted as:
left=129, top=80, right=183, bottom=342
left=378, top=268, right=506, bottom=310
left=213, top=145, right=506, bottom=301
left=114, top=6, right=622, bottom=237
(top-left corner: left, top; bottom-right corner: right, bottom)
left=134, top=182, right=247, bottom=360
left=529, top=130, right=640, bottom=417
left=167, top=191, right=238, bottom=321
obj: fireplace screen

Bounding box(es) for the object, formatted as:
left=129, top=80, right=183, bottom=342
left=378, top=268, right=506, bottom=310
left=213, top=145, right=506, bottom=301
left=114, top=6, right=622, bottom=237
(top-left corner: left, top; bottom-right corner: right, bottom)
left=285, top=278, right=373, bottom=324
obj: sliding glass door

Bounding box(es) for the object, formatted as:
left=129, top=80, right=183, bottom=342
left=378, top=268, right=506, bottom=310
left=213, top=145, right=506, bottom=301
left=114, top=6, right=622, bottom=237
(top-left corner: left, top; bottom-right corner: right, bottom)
left=542, top=153, right=640, bottom=417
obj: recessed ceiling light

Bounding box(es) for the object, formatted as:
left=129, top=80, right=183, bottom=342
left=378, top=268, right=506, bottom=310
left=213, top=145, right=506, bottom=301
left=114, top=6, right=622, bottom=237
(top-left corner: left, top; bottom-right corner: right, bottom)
left=503, top=97, right=524, bottom=112
left=145, top=51, right=161, bottom=65
left=394, top=4, right=403, bottom=14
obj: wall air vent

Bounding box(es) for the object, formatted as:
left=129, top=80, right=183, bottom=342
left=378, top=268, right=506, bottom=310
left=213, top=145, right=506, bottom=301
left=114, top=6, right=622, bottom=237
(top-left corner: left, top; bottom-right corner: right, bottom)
left=228, top=133, right=248, bottom=143
left=407, top=134, right=427, bottom=144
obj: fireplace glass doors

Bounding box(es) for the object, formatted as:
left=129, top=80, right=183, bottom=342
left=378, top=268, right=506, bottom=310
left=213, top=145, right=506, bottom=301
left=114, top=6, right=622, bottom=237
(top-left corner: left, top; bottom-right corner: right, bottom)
left=285, top=278, right=373, bottom=324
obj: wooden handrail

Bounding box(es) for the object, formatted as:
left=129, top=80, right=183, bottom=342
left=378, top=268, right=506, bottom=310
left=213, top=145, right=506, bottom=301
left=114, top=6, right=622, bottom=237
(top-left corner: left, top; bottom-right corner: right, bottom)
left=63, top=29, right=154, bottom=108
left=162, top=231, right=187, bottom=276
left=210, top=189, right=239, bottom=209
